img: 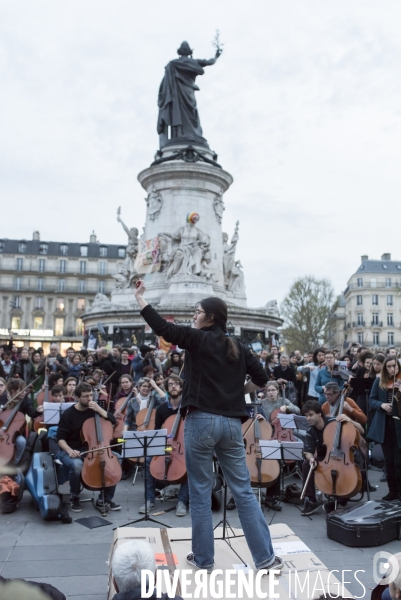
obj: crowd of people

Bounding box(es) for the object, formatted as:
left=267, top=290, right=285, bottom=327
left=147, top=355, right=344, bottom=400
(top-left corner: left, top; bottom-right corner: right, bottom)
left=1, top=325, right=401, bottom=599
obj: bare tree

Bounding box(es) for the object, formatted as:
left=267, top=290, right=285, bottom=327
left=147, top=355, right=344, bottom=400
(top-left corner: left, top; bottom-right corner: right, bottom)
left=281, top=276, right=336, bottom=353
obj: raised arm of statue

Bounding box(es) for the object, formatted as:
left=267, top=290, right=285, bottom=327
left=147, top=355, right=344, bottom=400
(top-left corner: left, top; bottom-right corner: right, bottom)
left=197, top=49, right=222, bottom=67
left=118, top=217, right=131, bottom=239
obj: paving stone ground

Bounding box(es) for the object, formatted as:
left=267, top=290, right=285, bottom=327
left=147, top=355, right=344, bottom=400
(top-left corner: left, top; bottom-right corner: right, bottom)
left=0, top=465, right=395, bottom=600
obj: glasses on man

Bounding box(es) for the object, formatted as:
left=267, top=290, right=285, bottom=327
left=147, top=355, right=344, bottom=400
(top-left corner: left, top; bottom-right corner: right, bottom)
left=168, top=383, right=181, bottom=388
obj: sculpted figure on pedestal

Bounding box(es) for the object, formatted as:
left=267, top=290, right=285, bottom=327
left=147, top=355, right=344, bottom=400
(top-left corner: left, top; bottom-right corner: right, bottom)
left=222, top=221, right=239, bottom=288
left=115, top=207, right=139, bottom=288
left=228, top=260, right=245, bottom=294
left=159, top=213, right=211, bottom=282
left=146, top=190, right=163, bottom=221
left=157, top=40, right=222, bottom=148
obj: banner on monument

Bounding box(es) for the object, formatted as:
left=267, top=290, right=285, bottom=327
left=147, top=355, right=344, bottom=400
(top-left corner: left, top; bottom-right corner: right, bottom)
left=134, top=237, right=161, bottom=274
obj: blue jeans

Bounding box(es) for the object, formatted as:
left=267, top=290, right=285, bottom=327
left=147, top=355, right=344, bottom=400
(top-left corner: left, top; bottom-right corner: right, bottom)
left=145, top=457, right=189, bottom=504
left=14, top=435, right=26, bottom=464
left=184, top=410, right=275, bottom=569
left=56, top=449, right=116, bottom=501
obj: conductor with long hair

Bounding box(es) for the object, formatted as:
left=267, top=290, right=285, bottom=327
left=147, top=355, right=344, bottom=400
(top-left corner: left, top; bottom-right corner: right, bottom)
left=134, top=279, right=283, bottom=573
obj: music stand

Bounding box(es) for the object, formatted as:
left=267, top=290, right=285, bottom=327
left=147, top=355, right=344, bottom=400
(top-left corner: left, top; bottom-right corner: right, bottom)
left=260, top=440, right=304, bottom=510
left=43, top=402, right=72, bottom=425
left=117, top=429, right=169, bottom=529
left=170, top=464, right=247, bottom=567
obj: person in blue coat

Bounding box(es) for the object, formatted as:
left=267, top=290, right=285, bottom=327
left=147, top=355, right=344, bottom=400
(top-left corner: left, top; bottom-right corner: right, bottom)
left=367, top=355, right=401, bottom=502
left=314, top=350, right=345, bottom=404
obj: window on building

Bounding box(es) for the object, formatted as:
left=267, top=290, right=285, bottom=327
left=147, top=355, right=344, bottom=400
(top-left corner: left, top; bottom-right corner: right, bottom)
left=386, top=278, right=392, bottom=288
left=78, top=280, right=85, bottom=293
left=80, top=261, right=86, bottom=274
left=373, top=332, right=380, bottom=346
left=356, top=295, right=363, bottom=306
left=387, top=313, right=394, bottom=326
left=357, top=332, right=364, bottom=344
left=77, top=298, right=85, bottom=310
left=99, top=261, right=107, bottom=275
left=54, top=318, right=64, bottom=336
left=387, top=295, right=393, bottom=306
left=58, top=279, right=65, bottom=292
left=37, top=277, right=44, bottom=291
left=33, top=316, right=43, bottom=330
left=0, top=241, right=4, bottom=252
left=56, top=298, right=65, bottom=311
left=14, top=277, right=22, bottom=291
left=11, top=316, right=20, bottom=329
left=372, top=295, right=379, bottom=305
left=80, top=246, right=88, bottom=257
left=39, top=243, right=48, bottom=255
left=372, top=312, right=379, bottom=325
left=16, top=258, right=23, bottom=271
left=388, top=332, right=394, bottom=345
left=98, top=280, right=105, bottom=293
left=99, top=247, right=108, bottom=257
left=35, top=297, right=44, bottom=309
left=76, top=318, right=84, bottom=335
left=370, top=278, right=377, bottom=288
left=118, top=248, right=126, bottom=258
left=38, top=259, right=46, bottom=272
left=59, top=260, right=66, bottom=273
left=18, top=242, right=26, bottom=253
left=357, top=312, right=363, bottom=326
left=13, top=296, right=21, bottom=309
left=60, top=244, right=68, bottom=255
left=357, top=278, right=363, bottom=287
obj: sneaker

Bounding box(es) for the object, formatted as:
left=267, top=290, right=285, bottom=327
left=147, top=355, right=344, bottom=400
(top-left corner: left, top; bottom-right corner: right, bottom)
left=176, top=501, right=187, bottom=517
left=323, top=501, right=336, bottom=515
left=186, top=553, right=214, bottom=574
left=226, top=497, right=236, bottom=510
left=301, top=500, right=322, bottom=516
left=139, top=501, right=155, bottom=514
left=382, top=492, right=398, bottom=501
left=105, top=500, right=121, bottom=511
left=70, top=497, right=82, bottom=512
left=380, top=473, right=387, bottom=482
left=264, top=498, right=282, bottom=511
left=95, top=499, right=108, bottom=512
left=259, top=556, right=284, bottom=575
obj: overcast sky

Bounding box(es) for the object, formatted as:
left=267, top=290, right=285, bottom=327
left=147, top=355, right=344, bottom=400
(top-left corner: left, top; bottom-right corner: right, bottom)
left=1, top=1, right=401, bottom=309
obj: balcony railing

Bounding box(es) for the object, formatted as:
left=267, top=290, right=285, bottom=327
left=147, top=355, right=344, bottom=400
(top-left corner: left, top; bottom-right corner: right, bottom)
left=371, top=321, right=383, bottom=327
left=352, top=321, right=365, bottom=327
left=346, top=282, right=401, bottom=290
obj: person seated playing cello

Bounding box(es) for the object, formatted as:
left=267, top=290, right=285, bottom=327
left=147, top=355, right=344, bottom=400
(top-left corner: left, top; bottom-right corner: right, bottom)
left=301, top=399, right=364, bottom=516
left=0, top=378, right=43, bottom=465
left=321, top=382, right=367, bottom=426
left=138, top=374, right=189, bottom=517
left=56, top=382, right=121, bottom=514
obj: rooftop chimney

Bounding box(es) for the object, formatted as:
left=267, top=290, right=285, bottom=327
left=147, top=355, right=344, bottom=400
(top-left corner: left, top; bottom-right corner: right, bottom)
left=33, top=231, right=40, bottom=241
left=381, top=253, right=391, bottom=261
left=90, top=230, right=97, bottom=244
left=361, top=255, right=368, bottom=262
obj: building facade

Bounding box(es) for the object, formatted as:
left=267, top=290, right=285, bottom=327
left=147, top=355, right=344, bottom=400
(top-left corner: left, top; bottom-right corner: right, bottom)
left=0, top=231, right=125, bottom=353
left=332, top=254, right=401, bottom=352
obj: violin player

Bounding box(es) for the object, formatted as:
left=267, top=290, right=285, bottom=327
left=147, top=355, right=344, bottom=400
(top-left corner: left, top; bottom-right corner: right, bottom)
left=301, top=399, right=364, bottom=516
left=0, top=378, right=43, bottom=465
left=134, top=279, right=284, bottom=574
left=56, top=382, right=121, bottom=513
left=139, top=374, right=189, bottom=517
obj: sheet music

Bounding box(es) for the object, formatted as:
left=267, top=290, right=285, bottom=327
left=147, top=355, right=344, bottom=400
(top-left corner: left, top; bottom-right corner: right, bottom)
left=122, top=429, right=168, bottom=458
left=43, top=402, right=74, bottom=425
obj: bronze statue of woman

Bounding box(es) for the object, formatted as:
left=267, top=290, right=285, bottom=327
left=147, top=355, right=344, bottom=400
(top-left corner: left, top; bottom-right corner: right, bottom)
left=157, top=41, right=222, bottom=149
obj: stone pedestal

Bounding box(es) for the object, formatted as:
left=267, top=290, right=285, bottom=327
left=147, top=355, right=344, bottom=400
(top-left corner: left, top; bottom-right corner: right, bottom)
left=137, top=144, right=243, bottom=308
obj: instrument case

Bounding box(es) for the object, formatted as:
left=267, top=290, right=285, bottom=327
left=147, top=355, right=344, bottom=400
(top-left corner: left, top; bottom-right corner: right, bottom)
left=25, top=452, right=61, bottom=520
left=327, top=500, right=401, bottom=547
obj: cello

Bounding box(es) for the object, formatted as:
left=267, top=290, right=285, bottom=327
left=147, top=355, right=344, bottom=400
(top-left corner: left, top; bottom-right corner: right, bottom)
left=80, top=396, right=122, bottom=492
left=149, top=410, right=186, bottom=485
left=242, top=404, right=280, bottom=489
left=314, top=384, right=362, bottom=498
left=0, top=378, right=40, bottom=464
left=33, top=365, right=50, bottom=432
left=113, top=388, right=136, bottom=438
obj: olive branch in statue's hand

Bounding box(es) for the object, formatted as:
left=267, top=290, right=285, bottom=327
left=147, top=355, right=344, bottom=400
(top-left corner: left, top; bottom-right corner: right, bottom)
left=212, top=30, right=223, bottom=57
